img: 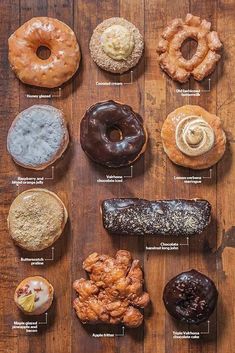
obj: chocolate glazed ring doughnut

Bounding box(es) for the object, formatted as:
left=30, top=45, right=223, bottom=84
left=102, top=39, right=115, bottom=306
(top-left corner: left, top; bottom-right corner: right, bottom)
left=8, top=17, right=81, bottom=88
left=80, top=100, right=148, bottom=167
left=163, top=270, right=218, bottom=324
left=157, top=13, right=222, bottom=83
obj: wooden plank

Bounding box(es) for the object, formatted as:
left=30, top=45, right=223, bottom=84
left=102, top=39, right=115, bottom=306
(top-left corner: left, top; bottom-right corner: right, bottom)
left=0, top=1, right=234, bottom=353
left=217, top=0, right=235, bottom=352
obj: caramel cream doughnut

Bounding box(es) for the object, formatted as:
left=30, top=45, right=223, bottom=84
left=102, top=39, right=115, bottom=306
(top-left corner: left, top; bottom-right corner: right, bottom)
left=102, top=198, right=211, bottom=236
left=161, top=105, right=226, bottom=169
left=8, top=189, right=68, bottom=251
left=80, top=100, right=148, bottom=167
left=157, top=13, right=222, bottom=82
left=14, top=276, right=54, bottom=315
left=8, top=17, right=80, bottom=88
left=7, top=105, right=69, bottom=170
left=163, top=270, right=218, bottom=324
left=89, top=17, right=144, bottom=74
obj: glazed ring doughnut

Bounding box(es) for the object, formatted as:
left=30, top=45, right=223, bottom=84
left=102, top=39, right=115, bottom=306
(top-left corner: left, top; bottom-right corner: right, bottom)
left=80, top=100, right=148, bottom=168
left=8, top=17, right=81, bottom=88
left=157, top=13, right=222, bottom=83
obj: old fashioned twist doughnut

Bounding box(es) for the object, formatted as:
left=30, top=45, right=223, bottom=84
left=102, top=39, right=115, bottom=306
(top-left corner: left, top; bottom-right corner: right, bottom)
left=157, top=13, right=222, bottom=82
left=8, top=17, right=80, bottom=88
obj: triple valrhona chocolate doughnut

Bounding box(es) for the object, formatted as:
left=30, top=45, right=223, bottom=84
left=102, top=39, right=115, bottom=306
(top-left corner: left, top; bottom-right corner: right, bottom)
left=80, top=100, right=147, bottom=167
left=102, top=199, right=211, bottom=236
left=163, top=269, right=218, bottom=324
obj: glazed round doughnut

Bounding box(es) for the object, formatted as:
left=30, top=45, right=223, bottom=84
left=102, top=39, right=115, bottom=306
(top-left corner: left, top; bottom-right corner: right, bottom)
left=8, top=188, right=68, bottom=251
left=163, top=269, right=218, bottom=324
left=7, top=105, right=69, bottom=170
left=80, top=100, right=148, bottom=167
left=157, top=13, right=222, bottom=82
left=14, top=276, right=54, bottom=315
left=89, top=17, right=144, bottom=74
left=8, top=17, right=80, bottom=88
left=161, top=105, right=226, bottom=169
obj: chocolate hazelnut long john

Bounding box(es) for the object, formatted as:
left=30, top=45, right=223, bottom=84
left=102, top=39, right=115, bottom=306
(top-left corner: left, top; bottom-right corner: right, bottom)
left=102, top=198, right=211, bottom=236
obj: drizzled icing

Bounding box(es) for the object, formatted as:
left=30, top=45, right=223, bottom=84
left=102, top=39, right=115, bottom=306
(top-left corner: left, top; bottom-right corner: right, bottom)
left=17, top=278, right=51, bottom=313
left=101, top=25, right=134, bottom=61
left=175, top=115, right=215, bottom=156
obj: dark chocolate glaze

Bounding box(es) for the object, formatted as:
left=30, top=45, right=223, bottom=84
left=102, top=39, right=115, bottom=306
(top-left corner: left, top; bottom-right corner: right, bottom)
left=102, top=198, right=211, bottom=236
left=163, top=269, right=218, bottom=324
left=80, top=100, right=147, bottom=167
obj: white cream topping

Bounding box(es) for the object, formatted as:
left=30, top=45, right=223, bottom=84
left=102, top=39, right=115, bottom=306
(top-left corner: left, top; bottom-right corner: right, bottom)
left=175, top=115, right=215, bottom=157
left=101, top=24, right=134, bottom=61
left=17, top=279, right=50, bottom=312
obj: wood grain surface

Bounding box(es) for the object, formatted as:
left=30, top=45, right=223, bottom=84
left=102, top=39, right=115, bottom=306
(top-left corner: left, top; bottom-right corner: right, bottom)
left=0, top=1, right=235, bottom=353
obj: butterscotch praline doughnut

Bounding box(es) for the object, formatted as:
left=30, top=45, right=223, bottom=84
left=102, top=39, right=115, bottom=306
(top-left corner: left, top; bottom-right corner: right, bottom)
left=8, top=17, right=80, bottom=88
left=8, top=189, right=68, bottom=251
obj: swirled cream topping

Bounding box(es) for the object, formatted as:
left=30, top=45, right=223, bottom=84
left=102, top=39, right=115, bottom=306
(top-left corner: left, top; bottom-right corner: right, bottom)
left=101, top=25, right=134, bottom=60
left=175, top=115, right=215, bottom=157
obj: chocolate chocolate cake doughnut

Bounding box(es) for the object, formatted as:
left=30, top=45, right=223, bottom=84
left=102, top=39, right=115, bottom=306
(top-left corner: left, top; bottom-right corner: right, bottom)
left=102, top=198, right=211, bottom=236
left=80, top=100, right=147, bottom=167
left=163, top=269, right=218, bottom=324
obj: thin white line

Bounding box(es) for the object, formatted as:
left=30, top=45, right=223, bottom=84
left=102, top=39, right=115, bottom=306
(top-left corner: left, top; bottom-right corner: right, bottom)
left=38, top=313, right=48, bottom=325
left=123, top=165, right=133, bottom=179
left=180, top=237, right=189, bottom=246
left=45, top=166, right=55, bottom=180
left=200, top=321, right=210, bottom=335
left=123, top=71, right=133, bottom=85
left=52, top=87, right=62, bottom=98
left=45, top=247, right=55, bottom=261
left=200, top=79, right=211, bottom=93
left=202, top=169, right=212, bottom=179
left=115, top=326, right=125, bottom=337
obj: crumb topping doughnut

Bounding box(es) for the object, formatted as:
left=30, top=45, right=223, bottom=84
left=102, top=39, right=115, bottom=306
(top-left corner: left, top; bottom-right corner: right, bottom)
left=157, top=13, right=222, bottom=82
left=161, top=105, right=226, bottom=169
left=163, top=270, right=218, bottom=324
left=8, top=188, right=68, bottom=251
left=80, top=100, right=148, bottom=168
left=8, top=17, right=81, bottom=88
left=7, top=105, right=69, bottom=170
left=14, top=276, right=54, bottom=315
left=89, top=17, right=144, bottom=74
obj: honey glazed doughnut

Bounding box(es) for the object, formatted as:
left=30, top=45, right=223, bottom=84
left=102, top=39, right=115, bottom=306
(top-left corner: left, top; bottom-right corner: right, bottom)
left=8, top=17, right=81, bottom=88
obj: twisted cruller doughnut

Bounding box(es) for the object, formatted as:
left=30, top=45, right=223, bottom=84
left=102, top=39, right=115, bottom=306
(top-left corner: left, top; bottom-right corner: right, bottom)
left=161, top=105, right=226, bottom=169
left=157, top=14, right=222, bottom=83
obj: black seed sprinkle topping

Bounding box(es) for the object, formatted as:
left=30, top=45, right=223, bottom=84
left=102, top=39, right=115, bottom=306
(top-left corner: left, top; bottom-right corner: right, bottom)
left=102, top=198, right=211, bottom=236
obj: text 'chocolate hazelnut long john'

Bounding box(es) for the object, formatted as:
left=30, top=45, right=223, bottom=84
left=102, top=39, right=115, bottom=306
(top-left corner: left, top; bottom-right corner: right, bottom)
left=102, top=199, right=211, bottom=236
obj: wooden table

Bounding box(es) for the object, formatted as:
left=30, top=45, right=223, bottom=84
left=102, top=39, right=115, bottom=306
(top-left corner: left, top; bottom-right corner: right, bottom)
left=0, top=1, right=234, bottom=352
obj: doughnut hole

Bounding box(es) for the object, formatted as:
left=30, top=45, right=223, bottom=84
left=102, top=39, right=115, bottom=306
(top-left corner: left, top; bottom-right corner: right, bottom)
left=36, top=45, right=51, bottom=60
left=107, top=126, right=123, bottom=142
left=181, top=37, right=198, bottom=60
